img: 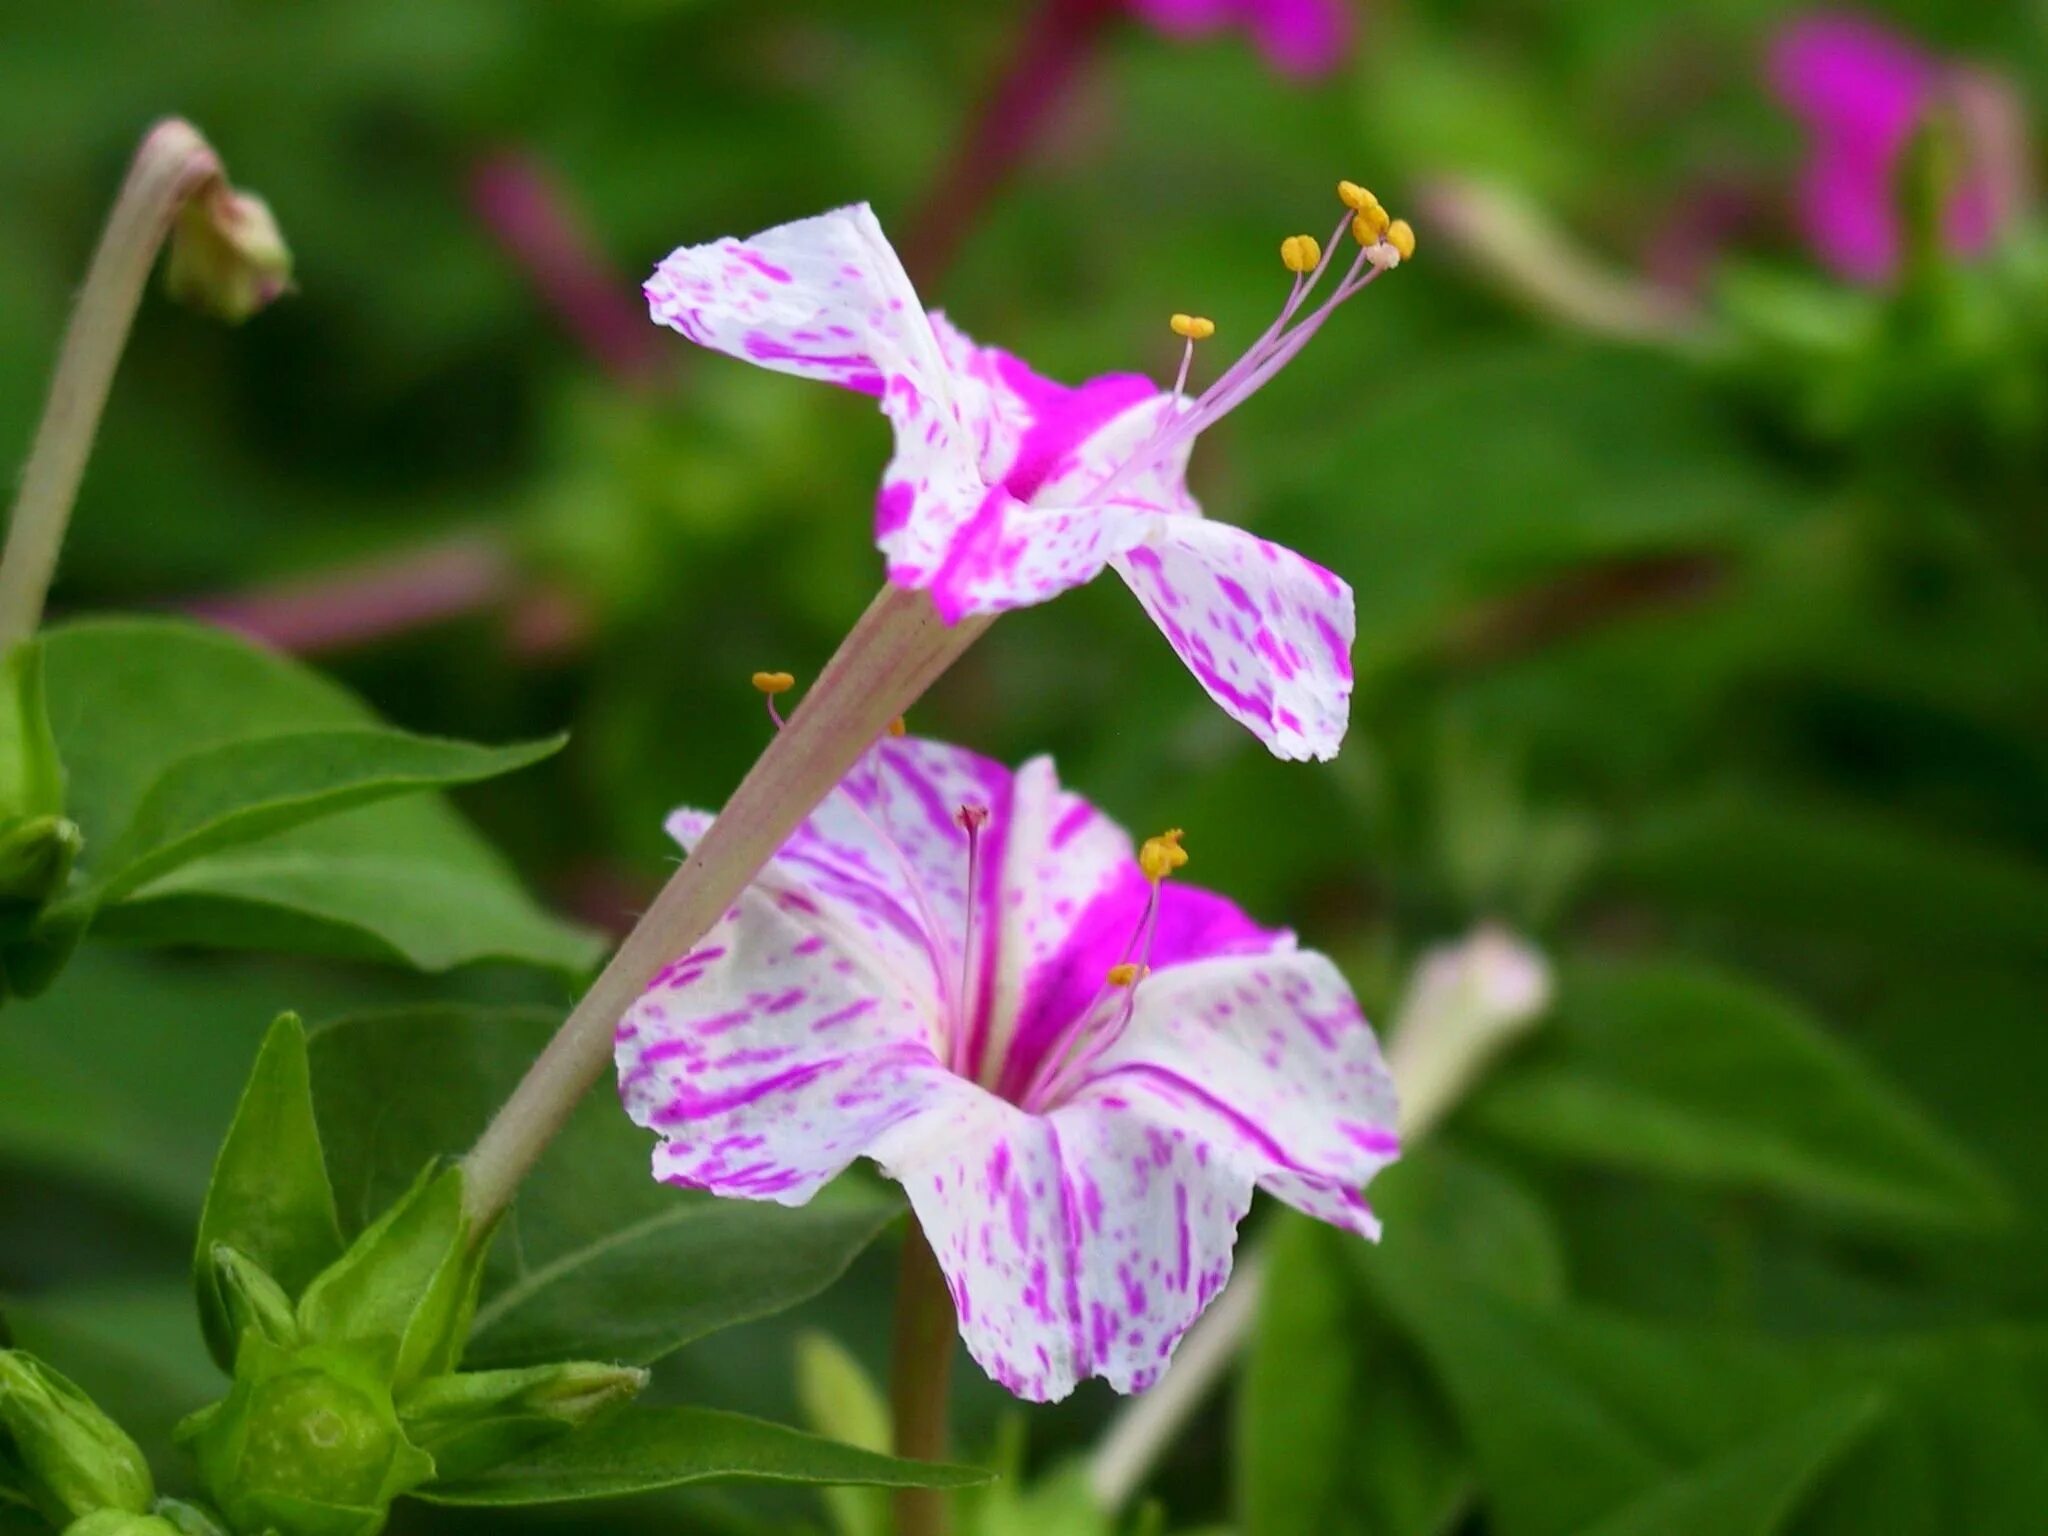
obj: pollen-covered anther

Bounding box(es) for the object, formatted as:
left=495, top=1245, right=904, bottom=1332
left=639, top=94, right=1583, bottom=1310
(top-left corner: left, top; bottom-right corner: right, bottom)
left=1338, top=180, right=1384, bottom=216
left=1106, top=962, right=1148, bottom=988
left=1138, top=828, right=1189, bottom=882
left=751, top=670, right=796, bottom=695
left=1350, top=203, right=1392, bottom=245
left=887, top=715, right=907, bottom=737
left=1385, top=218, right=1416, bottom=262
left=1280, top=233, right=1322, bottom=273
left=1169, top=313, right=1216, bottom=340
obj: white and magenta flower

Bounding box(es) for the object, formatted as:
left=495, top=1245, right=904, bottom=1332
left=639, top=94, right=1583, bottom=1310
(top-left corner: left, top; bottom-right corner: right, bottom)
left=645, top=198, right=1403, bottom=761
left=615, top=735, right=1399, bottom=1401
left=1769, top=12, right=2029, bottom=284
left=1129, top=0, right=1355, bottom=80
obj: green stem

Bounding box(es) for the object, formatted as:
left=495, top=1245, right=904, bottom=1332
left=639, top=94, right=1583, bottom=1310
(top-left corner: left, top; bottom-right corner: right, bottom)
left=461, top=582, right=991, bottom=1228
left=0, top=119, right=223, bottom=648
left=890, top=1226, right=958, bottom=1536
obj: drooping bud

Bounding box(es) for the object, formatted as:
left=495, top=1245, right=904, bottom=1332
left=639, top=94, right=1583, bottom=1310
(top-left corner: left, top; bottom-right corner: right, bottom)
left=165, top=182, right=293, bottom=324
left=182, top=1337, right=432, bottom=1536
left=396, top=1361, right=647, bottom=1481
left=0, top=1352, right=154, bottom=1523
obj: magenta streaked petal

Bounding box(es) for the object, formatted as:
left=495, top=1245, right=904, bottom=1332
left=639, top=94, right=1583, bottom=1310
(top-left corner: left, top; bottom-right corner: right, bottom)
left=871, top=1075, right=1253, bottom=1401
left=616, top=887, right=943, bottom=1207
left=1113, top=518, right=1354, bottom=761
left=1079, top=949, right=1399, bottom=1216
left=1245, top=0, right=1354, bottom=78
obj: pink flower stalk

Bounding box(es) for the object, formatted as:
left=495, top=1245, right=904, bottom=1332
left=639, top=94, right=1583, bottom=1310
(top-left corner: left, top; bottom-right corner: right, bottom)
left=469, top=150, right=666, bottom=385
left=1769, top=12, right=2027, bottom=283
left=616, top=735, right=1398, bottom=1402
left=647, top=201, right=1403, bottom=760
left=1129, top=0, right=1353, bottom=79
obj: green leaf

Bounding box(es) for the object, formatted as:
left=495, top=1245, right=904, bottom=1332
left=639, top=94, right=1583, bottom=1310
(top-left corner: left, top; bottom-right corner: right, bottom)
left=416, top=1405, right=988, bottom=1506
left=1360, top=1247, right=1889, bottom=1536
left=73, top=727, right=564, bottom=908
left=1608, top=799, right=2048, bottom=963
left=194, top=1014, right=343, bottom=1371
left=1470, top=960, right=2009, bottom=1230
left=39, top=617, right=598, bottom=976
left=308, top=1006, right=899, bottom=1368
left=1241, top=1218, right=1468, bottom=1536
left=1575, top=1393, right=1883, bottom=1536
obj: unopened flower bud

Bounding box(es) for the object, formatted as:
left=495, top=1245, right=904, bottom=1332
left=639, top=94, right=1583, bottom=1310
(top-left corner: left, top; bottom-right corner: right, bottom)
left=165, top=183, right=292, bottom=324
left=398, top=1361, right=647, bottom=1481
left=1385, top=924, right=1553, bottom=1139
left=0, top=1352, right=154, bottom=1523
left=200, top=1244, right=301, bottom=1365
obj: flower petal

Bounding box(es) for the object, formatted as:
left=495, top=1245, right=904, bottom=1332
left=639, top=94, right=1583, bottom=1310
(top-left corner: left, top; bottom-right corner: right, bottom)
left=870, top=1076, right=1252, bottom=1401
left=617, top=885, right=943, bottom=1206
left=645, top=203, right=945, bottom=398
left=905, top=321, right=1192, bottom=622
left=1113, top=518, right=1354, bottom=761
left=667, top=737, right=1018, bottom=1037
left=1078, top=949, right=1398, bottom=1236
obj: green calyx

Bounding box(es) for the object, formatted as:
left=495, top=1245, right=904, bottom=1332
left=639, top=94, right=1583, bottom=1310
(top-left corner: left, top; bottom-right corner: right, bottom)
left=397, top=1360, right=647, bottom=1482
left=182, top=1338, right=432, bottom=1536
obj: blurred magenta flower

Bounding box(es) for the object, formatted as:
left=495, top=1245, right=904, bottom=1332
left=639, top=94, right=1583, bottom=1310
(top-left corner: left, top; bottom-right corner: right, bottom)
left=616, top=735, right=1398, bottom=1401
left=647, top=201, right=1402, bottom=760
left=1769, top=12, right=2028, bottom=283
left=1129, top=0, right=1353, bottom=78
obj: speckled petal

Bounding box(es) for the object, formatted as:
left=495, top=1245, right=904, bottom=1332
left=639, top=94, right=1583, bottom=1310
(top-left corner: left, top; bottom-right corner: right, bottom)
left=666, top=737, right=1017, bottom=1041
left=1112, top=517, right=1354, bottom=761
left=1077, top=949, right=1398, bottom=1236
left=870, top=1076, right=1251, bottom=1401
left=616, top=884, right=943, bottom=1206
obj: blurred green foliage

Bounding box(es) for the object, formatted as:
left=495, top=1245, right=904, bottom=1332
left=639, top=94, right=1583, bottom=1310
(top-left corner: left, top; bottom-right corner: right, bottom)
left=3, top=0, right=2046, bottom=1532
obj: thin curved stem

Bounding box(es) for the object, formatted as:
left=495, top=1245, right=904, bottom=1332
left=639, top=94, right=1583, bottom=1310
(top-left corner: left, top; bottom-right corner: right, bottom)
left=891, top=1225, right=959, bottom=1536
left=462, top=583, right=992, bottom=1229
left=0, top=119, right=224, bottom=648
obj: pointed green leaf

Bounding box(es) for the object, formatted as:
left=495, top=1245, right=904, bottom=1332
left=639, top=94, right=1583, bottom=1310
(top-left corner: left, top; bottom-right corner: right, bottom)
left=75, top=727, right=565, bottom=908
left=195, top=1015, right=343, bottom=1371
left=39, top=618, right=599, bottom=977
left=295, top=1164, right=473, bottom=1386
left=1471, top=961, right=2009, bottom=1230
left=308, top=1006, right=899, bottom=1368
left=416, top=1406, right=989, bottom=1506
left=1576, top=1393, right=1883, bottom=1536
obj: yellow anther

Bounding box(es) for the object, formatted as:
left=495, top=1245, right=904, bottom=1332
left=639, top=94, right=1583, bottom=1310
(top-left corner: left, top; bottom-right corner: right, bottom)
left=1338, top=180, right=1383, bottom=216
left=1169, top=313, right=1216, bottom=341
left=1350, top=203, right=1391, bottom=245
left=751, top=671, right=796, bottom=695
left=1280, top=233, right=1322, bottom=273
left=1385, top=218, right=1416, bottom=262
left=1138, top=828, right=1189, bottom=882
left=887, top=716, right=907, bottom=737
left=1106, top=962, right=1147, bottom=988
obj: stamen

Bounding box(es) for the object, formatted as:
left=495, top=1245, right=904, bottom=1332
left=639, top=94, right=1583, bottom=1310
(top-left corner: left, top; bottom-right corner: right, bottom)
left=1088, top=183, right=1409, bottom=506
left=951, top=803, right=990, bottom=1076
left=1280, top=233, right=1322, bottom=273
left=752, top=669, right=796, bottom=729
left=1138, top=827, right=1188, bottom=882
left=1019, top=827, right=1189, bottom=1110
left=887, top=715, right=908, bottom=736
